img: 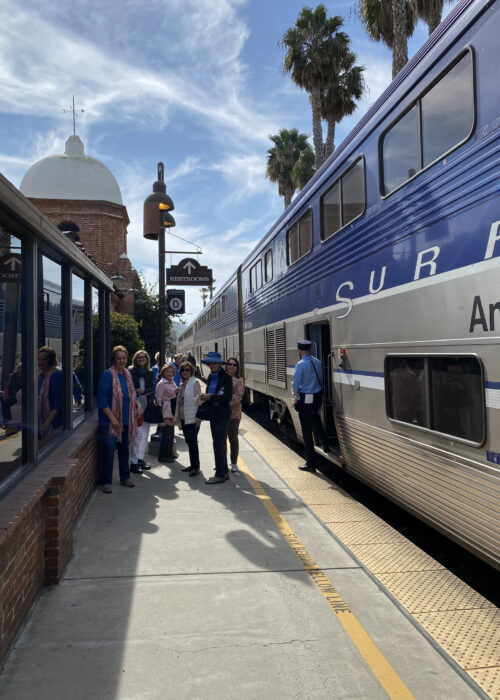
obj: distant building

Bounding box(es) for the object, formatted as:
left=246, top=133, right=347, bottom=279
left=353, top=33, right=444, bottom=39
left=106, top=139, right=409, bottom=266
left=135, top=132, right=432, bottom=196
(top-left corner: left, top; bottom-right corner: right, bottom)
left=20, top=134, right=139, bottom=313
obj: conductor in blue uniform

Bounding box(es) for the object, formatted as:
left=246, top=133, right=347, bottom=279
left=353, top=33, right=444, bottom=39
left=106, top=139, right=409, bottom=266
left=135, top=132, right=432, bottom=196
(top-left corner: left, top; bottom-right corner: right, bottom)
left=292, top=339, right=327, bottom=472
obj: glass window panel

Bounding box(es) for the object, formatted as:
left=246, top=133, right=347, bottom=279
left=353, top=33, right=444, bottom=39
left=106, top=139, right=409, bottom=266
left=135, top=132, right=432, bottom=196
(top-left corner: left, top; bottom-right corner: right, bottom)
left=92, top=286, right=99, bottom=395
left=287, top=223, right=299, bottom=265
left=421, top=53, right=473, bottom=167
left=39, top=256, right=63, bottom=445
left=72, top=274, right=85, bottom=425
left=0, top=229, right=24, bottom=485
left=321, top=182, right=341, bottom=240
left=429, top=357, right=482, bottom=442
left=342, top=159, right=365, bottom=225
left=265, top=250, right=273, bottom=282
left=387, top=357, right=426, bottom=427
left=382, top=106, right=419, bottom=194
left=299, top=210, right=312, bottom=257
left=256, top=261, right=262, bottom=289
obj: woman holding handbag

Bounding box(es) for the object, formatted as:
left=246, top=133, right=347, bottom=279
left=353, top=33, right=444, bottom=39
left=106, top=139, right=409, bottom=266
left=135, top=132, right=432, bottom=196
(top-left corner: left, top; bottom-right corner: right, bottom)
left=129, top=350, right=155, bottom=473
left=156, top=364, right=178, bottom=463
left=174, top=361, right=202, bottom=477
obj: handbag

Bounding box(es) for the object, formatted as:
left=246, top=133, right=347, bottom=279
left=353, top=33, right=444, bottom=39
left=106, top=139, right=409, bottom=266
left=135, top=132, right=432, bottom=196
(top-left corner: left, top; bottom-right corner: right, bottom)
left=195, top=401, right=211, bottom=421
left=143, top=397, right=163, bottom=424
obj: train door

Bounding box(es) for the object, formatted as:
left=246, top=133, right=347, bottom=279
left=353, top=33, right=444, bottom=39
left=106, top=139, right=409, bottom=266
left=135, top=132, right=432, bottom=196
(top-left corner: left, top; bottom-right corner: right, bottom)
left=306, top=322, right=338, bottom=448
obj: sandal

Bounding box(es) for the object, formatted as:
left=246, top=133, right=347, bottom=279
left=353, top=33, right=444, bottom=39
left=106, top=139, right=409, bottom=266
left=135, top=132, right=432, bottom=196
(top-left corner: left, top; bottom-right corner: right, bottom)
left=204, top=477, right=225, bottom=484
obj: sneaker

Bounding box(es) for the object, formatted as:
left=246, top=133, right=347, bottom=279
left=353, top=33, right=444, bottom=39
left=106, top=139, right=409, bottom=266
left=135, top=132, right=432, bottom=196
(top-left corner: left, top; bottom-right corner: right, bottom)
left=120, top=479, right=135, bottom=488
left=231, top=464, right=239, bottom=473
left=138, top=459, right=151, bottom=470
left=102, top=484, right=112, bottom=494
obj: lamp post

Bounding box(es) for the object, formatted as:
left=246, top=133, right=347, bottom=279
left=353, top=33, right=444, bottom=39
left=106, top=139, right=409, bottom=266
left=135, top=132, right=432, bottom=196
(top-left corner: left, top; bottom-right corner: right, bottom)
left=143, top=163, right=176, bottom=369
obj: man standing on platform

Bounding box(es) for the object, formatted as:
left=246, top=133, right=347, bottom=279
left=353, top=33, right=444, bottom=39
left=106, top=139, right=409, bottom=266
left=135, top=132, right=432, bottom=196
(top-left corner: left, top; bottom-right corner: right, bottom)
left=292, top=339, right=327, bottom=473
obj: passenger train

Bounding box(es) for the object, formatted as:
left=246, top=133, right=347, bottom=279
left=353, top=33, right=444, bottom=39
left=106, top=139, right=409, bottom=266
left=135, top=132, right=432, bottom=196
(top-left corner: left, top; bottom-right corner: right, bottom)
left=179, top=0, right=500, bottom=568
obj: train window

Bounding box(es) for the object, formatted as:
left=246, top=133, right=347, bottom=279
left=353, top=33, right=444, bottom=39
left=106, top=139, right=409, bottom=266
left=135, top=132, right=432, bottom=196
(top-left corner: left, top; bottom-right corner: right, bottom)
left=429, top=357, right=482, bottom=443
left=342, top=159, right=365, bottom=225
left=265, top=249, right=273, bottom=282
left=321, top=158, right=365, bottom=240
left=250, top=260, right=263, bottom=292
left=387, top=357, right=427, bottom=427
left=287, top=222, right=299, bottom=264
left=382, top=50, right=474, bottom=195
left=322, top=182, right=341, bottom=240
left=222, top=295, right=226, bottom=313
left=386, top=355, right=484, bottom=444
left=287, top=209, right=312, bottom=265
left=421, top=52, right=473, bottom=167
left=43, top=292, right=50, bottom=312
left=382, top=106, right=419, bottom=194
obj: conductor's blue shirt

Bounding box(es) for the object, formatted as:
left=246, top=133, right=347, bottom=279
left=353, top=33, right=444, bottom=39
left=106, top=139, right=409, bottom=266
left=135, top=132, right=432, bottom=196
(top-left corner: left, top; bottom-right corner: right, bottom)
left=292, top=354, right=322, bottom=397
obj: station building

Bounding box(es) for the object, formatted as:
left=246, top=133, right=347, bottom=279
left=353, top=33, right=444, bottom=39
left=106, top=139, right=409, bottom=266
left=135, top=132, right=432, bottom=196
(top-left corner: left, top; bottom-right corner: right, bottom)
left=0, top=155, right=120, bottom=662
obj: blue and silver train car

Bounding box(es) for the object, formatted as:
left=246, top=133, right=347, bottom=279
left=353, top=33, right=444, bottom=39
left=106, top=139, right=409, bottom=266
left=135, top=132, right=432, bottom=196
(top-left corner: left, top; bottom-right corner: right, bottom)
left=179, top=0, right=500, bottom=568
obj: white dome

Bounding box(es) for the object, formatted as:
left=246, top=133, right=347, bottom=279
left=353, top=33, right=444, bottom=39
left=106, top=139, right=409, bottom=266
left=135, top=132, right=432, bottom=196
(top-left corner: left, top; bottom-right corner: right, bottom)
left=20, top=135, right=123, bottom=205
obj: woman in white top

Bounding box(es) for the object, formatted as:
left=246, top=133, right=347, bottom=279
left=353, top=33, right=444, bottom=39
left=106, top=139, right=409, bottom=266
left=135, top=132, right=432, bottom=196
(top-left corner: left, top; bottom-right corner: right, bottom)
left=174, top=361, right=201, bottom=476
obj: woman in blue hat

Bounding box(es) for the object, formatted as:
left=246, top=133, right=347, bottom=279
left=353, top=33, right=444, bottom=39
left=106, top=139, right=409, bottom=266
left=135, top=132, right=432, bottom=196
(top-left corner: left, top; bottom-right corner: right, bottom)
left=199, top=352, right=233, bottom=484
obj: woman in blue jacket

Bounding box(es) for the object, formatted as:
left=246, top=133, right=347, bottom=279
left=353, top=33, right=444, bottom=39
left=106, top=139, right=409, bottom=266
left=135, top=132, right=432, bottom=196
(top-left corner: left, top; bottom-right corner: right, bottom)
left=97, top=345, right=141, bottom=493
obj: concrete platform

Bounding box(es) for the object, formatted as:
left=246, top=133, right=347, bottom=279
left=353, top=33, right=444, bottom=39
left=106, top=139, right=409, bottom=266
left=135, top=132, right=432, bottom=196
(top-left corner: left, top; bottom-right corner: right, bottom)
left=0, top=421, right=485, bottom=699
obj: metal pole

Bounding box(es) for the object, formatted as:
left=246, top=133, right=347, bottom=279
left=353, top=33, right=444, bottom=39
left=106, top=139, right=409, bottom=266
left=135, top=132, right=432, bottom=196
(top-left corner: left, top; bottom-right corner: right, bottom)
left=158, top=226, right=165, bottom=369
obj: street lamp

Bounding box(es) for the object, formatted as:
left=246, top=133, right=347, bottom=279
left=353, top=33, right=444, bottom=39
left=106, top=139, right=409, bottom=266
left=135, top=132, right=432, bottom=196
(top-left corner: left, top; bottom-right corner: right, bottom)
left=143, top=163, right=176, bottom=369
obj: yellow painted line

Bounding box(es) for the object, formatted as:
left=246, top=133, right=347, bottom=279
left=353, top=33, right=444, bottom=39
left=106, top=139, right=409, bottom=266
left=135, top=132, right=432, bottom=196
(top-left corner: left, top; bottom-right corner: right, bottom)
left=237, top=456, right=416, bottom=700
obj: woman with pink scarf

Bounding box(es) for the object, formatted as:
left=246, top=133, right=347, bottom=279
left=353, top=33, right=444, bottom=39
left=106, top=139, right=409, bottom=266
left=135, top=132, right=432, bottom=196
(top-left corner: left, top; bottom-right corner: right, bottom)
left=97, top=345, right=141, bottom=494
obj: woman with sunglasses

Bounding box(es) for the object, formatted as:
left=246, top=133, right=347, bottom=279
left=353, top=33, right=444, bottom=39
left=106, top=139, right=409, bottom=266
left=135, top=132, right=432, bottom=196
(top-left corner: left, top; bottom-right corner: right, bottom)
left=129, top=350, right=154, bottom=473
left=173, top=361, right=202, bottom=476
left=225, top=357, right=245, bottom=473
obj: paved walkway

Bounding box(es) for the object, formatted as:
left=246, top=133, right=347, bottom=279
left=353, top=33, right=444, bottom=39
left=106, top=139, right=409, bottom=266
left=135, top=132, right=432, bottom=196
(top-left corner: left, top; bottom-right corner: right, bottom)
left=0, top=422, right=485, bottom=699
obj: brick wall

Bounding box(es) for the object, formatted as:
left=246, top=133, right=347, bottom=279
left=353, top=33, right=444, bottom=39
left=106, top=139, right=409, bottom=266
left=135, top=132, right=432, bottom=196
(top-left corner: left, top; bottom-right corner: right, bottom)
left=0, top=416, right=99, bottom=663
left=29, top=197, right=140, bottom=315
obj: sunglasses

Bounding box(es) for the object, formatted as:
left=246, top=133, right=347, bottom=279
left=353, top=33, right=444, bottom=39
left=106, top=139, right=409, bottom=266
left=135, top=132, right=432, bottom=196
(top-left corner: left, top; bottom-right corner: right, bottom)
left=180, top=368, right=191, bottom=373
left=227, top=363, right=237, bottom=367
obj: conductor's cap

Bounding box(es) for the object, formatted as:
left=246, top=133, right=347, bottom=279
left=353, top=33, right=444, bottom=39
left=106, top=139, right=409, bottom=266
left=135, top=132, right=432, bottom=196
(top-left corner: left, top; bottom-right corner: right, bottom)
left=297, top=339, right=311, bottom=351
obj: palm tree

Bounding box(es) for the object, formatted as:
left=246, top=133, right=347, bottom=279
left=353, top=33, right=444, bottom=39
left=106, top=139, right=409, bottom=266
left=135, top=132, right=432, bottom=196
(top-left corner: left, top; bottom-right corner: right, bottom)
left=411, top=0, right=450, bottom=35
left=292, top=147, right=316, bottom=191
left=266, top=129, right=314, bottom=208
left=282, top=5, right=349, bottom=170
left=359, top=0, right=415, bottom=78
left=321, top=52, right=365, bottom=160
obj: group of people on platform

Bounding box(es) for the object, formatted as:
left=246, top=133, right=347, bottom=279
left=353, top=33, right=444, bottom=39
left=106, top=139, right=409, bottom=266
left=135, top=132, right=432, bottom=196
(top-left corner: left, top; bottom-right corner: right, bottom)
left=97, top=347, right=245, bottom=493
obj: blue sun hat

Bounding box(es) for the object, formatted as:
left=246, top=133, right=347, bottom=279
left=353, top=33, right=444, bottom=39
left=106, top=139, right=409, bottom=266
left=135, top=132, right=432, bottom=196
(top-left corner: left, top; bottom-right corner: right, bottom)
left=201, top=351, right=227, bottom=365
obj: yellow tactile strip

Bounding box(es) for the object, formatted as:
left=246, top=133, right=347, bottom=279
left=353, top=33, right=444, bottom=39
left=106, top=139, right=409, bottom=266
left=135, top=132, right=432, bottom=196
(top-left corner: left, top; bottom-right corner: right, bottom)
left=240, top=415, right=500, bottom=700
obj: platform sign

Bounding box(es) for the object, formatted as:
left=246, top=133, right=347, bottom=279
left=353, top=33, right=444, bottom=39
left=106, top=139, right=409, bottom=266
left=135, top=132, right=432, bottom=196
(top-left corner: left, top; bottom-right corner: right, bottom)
left=166, top=289, right=185, bottom=314
left=0, top=254, right=21, bottom=281
left=167, top=258, right=212, bottom=286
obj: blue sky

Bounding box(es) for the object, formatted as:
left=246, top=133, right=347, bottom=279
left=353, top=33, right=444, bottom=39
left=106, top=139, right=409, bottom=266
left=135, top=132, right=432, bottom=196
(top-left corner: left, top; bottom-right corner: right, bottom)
left=0, top=0, right=457, bottom=322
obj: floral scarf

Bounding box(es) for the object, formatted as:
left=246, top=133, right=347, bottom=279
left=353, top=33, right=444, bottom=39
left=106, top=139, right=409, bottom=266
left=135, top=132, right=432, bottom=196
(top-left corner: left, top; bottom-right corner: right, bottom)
left=109, top=365, right=138, bottom=442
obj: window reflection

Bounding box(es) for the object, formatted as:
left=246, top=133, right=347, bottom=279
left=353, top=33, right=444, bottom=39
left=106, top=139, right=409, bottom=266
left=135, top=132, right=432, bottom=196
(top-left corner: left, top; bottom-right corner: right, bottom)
left=92, top=286, right=99, bottom=394
left=72, top=274, right=85, bottom=425
left=0, top=229, right=23, bottom=483
left=322, top=181, right=341, bottom=240
left=342, top=160, right=365, bottom=225
left=421, top=53, right=473, bottom=167
left=39, top=257, right=63, bottom=444
left=383, top=106, right=419, bottom=194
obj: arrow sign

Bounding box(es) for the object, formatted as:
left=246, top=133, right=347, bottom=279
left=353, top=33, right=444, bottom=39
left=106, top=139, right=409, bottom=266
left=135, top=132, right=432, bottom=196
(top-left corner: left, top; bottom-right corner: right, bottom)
left=0, top=253, right=21, bottom=281
left=167, top=258, right=212, bottom=286
left=4, top=256, right=21, bottom=272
